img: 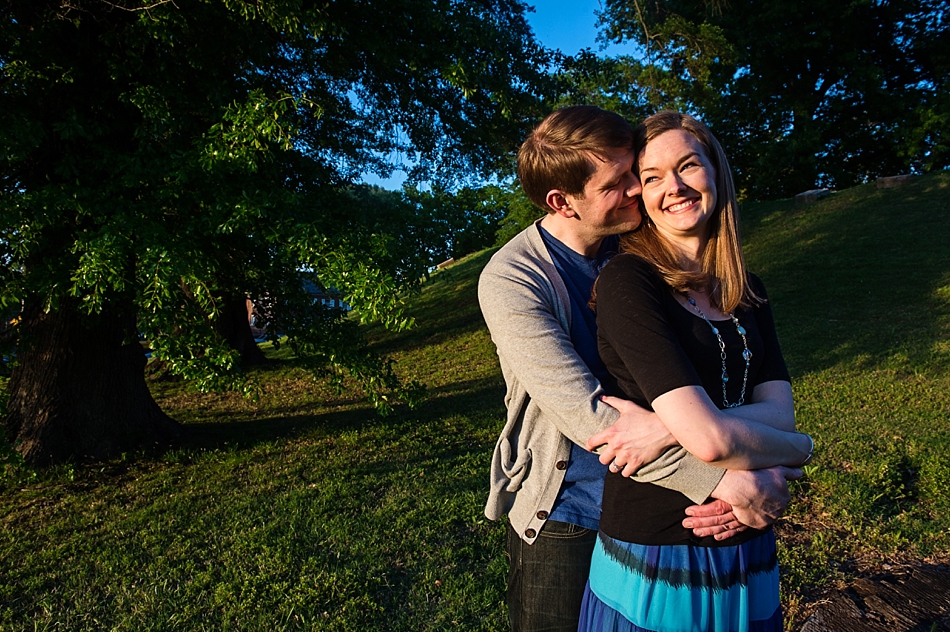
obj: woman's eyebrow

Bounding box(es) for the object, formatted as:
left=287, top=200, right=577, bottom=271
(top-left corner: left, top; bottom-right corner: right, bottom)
left=640, top=151, right=703, bottom=173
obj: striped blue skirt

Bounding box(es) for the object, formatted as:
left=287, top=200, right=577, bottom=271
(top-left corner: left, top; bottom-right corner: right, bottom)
left=578, top=531, right=782, bottom=632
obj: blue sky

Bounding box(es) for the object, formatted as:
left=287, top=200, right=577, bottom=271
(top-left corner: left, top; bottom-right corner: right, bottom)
left=527, top=0, right=640, bottom=57
left=362, top=1, right=639, bottom=189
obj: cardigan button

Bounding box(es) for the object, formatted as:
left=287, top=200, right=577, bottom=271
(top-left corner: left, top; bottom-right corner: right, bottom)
left=524, top=528, right=537, bottom=539
left=536, top=511, right=549, bottom=520
left=555, top=460, right=567, bottom=470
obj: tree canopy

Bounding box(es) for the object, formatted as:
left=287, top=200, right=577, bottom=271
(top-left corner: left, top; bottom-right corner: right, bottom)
left=8, top=0, right=944, bottom=464
left=591, top=0, right=950, bottom=198
left=0, top=0, right=554, bottom=464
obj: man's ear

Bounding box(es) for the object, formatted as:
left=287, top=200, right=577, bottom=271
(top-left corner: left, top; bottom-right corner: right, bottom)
left=545, top=189, right=576, bottom=218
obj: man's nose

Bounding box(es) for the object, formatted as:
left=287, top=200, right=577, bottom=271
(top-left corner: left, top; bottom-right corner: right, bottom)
left=625, top=173, right=642, bottom=196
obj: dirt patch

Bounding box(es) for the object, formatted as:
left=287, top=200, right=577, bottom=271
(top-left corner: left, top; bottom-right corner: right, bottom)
left=799, top=563, right=950, bottom=631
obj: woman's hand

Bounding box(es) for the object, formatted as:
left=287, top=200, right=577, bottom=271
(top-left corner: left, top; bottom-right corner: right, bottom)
left=683, top=467, right=803, bottom=539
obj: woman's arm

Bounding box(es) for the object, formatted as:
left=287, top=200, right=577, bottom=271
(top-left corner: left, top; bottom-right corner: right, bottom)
left=596, top=256, right=808, bottom=470
left=721, top=380, right=795, bottom=432
left=651, top=383, right=808, bottom=469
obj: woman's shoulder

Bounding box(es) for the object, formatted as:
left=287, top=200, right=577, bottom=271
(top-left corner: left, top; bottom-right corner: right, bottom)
left=746, top=271, right=770, bottom=299
left=601, top=252, right=659, bottom=278
left=597, top=253, right=667, bottom=302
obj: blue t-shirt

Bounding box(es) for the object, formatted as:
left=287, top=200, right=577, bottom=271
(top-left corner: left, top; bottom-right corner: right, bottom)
left=538, top=226, right=618, bottom=531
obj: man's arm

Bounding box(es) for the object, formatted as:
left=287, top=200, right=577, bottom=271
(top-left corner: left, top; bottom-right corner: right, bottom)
left=479, top=259, right=619, bottom=445
left=587, top=395, right=726, bottom=504
left=586, top=396, right=676, bottom=477
left=589, top=401, right=801, bottom=540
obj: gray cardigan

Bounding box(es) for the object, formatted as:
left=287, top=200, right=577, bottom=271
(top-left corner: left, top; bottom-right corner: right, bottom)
left=478, top=222, right=725, bottom=543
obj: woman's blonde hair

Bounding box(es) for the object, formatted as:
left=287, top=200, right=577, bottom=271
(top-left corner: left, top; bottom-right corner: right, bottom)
left=623, top=111, right=761, bottom=313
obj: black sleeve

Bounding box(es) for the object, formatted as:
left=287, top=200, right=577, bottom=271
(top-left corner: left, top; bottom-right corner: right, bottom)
left=596, top=255, right=703, bottom=405
left=748, top=274, right=791, bottom=386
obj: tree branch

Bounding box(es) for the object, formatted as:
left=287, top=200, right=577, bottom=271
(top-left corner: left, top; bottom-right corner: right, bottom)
left=99, top=0, right=178, bottom=13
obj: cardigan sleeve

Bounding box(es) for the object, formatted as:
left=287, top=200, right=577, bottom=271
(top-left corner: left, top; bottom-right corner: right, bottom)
left=478, top=250, right=620, bottom=448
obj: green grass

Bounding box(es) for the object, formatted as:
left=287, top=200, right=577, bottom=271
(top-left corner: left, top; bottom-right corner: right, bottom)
left=2, top=171, right=950, bottom=630
left=740, top=173, right=950, bottom=622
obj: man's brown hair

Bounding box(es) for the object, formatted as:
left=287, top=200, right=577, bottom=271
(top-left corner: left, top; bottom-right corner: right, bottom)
left=517, top=106, right=634, bottom=211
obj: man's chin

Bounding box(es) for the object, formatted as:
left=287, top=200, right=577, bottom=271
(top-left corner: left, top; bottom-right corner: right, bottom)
left=617, top=214, right=643, bottom=233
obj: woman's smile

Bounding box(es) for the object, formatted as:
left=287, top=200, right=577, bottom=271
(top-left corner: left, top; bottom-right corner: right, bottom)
left=664, top=198, right=701, bottom=213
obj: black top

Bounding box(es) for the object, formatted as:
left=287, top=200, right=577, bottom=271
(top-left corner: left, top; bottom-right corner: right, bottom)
left=595, top=253, right=790, bottom=547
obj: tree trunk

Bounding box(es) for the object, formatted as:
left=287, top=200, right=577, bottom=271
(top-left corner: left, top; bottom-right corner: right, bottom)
left=3, top=299, right=181, bottom=467
left=215, top=294, right=267, bottom=366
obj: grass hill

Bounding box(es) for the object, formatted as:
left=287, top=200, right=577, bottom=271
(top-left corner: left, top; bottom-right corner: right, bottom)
left=1, top=171, right=949, bottom=631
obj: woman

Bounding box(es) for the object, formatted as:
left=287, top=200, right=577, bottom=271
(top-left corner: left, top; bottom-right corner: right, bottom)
left=580, top=111, right=813, bottom=632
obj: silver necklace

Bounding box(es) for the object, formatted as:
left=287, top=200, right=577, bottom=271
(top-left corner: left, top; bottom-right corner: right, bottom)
left=684, top=293, right=751, bottom=408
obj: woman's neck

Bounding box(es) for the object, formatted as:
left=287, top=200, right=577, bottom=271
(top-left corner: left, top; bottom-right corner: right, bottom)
left=667, top=234, right=707, bottom=271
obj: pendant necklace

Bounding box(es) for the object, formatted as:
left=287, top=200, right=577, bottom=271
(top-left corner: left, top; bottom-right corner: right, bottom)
left=684, top=292, right=751, bottom=408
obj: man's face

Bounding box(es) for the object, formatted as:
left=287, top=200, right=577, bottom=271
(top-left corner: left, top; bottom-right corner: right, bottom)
left=563, top=147, right=642, bottom=239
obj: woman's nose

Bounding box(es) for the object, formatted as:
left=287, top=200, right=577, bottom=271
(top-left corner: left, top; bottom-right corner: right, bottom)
left=668, top=175, right=686, bottom=195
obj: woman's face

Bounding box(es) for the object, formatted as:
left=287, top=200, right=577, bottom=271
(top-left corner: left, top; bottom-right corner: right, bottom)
left=638, top=129, right=718, bottom=243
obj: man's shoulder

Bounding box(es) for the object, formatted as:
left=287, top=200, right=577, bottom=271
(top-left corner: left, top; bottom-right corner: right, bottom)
left=481, top=222, right=546, bottom=277
left=478, top=222, right=561, bottom=316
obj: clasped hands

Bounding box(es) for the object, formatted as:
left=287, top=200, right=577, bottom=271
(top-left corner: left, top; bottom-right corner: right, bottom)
left=586, top=395, right=801, bottom=541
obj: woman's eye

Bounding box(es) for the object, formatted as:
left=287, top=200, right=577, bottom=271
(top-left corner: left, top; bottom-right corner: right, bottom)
left=643, top=176, right=659, bottom=184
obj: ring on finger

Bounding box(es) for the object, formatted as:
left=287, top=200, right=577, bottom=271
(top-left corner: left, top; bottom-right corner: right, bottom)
left=609, top=462, right=621, bottom=472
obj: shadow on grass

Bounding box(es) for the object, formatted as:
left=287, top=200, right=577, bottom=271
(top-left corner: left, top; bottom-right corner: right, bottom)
left=173, top=375, right=506, bottom=456
left=740, top=172, right=950, bottom=377
left=179, top=407, right=369, bottom=451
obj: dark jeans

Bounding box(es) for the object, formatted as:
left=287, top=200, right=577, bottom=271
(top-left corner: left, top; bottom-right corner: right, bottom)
left=506, top=519, right=598, bottom=632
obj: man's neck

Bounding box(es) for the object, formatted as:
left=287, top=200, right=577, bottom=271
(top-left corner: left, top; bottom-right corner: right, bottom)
left=539, top=214, right=605, bottom=258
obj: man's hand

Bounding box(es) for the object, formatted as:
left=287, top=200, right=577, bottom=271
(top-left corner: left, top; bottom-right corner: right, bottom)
left=683, top=467, right=802, bottom=539
left=585, top=395, right=676, bottom=477
left=682, top=499, right=747, bottom=541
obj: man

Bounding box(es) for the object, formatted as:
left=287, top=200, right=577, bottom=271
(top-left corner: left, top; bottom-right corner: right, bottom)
left=478, top=106, right=800, bottom=632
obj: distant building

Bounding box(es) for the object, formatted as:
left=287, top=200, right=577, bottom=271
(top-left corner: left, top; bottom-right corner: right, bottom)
left=302, top=280, right=350, bottom=311
left=247, top=279, right=350, bottom=339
